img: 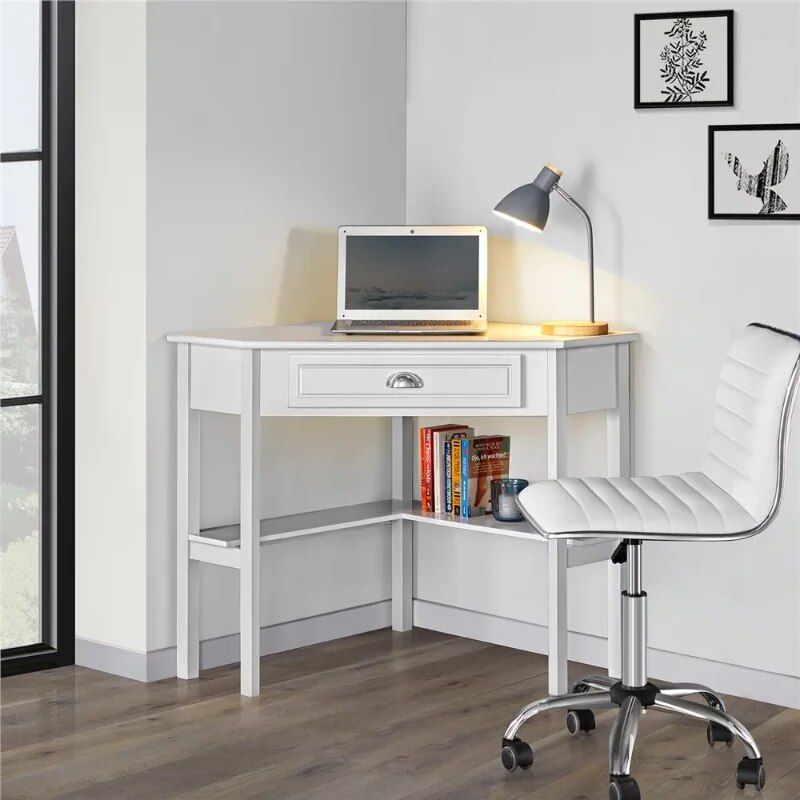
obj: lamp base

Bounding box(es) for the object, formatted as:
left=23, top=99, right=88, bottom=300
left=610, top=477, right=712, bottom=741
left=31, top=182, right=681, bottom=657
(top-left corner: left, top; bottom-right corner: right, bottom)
left=541, top=320, right=609, bottom=337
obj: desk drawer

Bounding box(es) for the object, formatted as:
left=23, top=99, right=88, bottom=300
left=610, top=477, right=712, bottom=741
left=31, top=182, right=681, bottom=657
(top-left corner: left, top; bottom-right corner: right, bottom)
left=287, top=353, right=522, bottom=409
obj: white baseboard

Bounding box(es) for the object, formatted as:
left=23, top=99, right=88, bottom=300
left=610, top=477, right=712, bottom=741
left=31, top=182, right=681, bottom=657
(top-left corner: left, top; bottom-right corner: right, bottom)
left=413, top=600, right=800, bottom=709
left=76, top=598, right=800, bottom=709
left=76, top=600, right=392, bottom=682
left=75, top=637, right=154, bottom=683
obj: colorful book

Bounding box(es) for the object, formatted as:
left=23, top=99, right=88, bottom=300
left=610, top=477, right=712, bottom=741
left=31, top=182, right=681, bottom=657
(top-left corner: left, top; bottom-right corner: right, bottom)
left=451, top=438, right=463, bottom=515
left=433, top=426, right=472, bottom=513
left=444, top=440, right=453, bottom=513
left=460, top=435, right=511, bottom=517
left=419, top=427, right=434, bottom=512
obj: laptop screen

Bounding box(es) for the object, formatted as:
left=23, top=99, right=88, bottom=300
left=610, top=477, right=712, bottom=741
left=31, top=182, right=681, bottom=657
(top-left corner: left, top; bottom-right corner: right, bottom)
left=344, top=235, right=480, bottom=311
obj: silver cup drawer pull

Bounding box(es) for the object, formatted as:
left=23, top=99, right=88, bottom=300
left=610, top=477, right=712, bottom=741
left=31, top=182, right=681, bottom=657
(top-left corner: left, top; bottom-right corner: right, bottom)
left=386, top=371, right=424, bottom=389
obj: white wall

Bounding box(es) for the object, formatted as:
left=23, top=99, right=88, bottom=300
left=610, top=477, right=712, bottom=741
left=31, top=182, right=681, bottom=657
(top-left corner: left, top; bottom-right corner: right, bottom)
left=407, top=0, right=800, bottom=689
left=144, top=1, right=407, bottom=651
left=76, top=0, right=148, bottom=652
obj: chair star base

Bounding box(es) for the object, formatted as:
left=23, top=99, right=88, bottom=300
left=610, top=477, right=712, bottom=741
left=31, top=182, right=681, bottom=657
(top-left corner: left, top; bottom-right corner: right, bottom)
left=501, top=543, right=765, bottom=799
left=501, top=678, right=765, bottom=798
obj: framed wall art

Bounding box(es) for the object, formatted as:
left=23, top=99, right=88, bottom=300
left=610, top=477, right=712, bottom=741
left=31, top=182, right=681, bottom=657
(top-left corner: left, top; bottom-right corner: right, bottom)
left=635, top=10, right=734, bottom=108
left=709, top=124, right=800, bottom=220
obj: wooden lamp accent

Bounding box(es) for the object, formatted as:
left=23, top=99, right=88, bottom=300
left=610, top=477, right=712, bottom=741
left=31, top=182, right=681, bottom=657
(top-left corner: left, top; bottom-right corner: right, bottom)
left=494, top=163, right=609, bottom=338
left=541, top=320, right=609, bottom=337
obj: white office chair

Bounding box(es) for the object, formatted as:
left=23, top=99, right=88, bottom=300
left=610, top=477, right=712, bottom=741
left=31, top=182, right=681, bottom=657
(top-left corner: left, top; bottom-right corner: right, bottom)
left=500, top=324, right=800, bottom=800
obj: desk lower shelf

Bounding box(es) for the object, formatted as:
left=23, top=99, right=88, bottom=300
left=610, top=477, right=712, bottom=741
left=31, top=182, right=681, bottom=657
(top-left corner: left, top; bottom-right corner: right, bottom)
left=188, top=500, right=615, bottom=569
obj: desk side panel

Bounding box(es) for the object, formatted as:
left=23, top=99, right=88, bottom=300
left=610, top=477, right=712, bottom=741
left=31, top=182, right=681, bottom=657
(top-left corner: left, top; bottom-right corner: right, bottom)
left=522, top=351, right=548, bottom=412
left=190, top=345, right=242, bottom=413
left=566, top=344, right=617, bottom=414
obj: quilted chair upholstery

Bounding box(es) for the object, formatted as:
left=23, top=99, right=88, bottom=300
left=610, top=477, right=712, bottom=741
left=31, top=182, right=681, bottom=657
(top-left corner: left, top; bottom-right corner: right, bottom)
left=518, top=324, right=800, bottom=541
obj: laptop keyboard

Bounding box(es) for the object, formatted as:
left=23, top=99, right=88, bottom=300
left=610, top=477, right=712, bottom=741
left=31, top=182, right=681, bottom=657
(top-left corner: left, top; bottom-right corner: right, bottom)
left=349, top=320, right=472, bottom=327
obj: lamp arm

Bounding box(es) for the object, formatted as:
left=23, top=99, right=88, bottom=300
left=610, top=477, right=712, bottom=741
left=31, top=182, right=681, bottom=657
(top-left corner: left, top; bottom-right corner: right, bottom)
left=554, top=184, right=595, bottom=323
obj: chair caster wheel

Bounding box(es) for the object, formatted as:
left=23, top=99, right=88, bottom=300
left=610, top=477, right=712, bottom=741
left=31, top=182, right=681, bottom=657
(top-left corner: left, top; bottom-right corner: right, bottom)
left=609, top=775, right=641, bottom=800
left=501, top=737, right=533, bottom=772
left=566, top=709, right=596, bottom=735
left=736, top=757, right=766, bottom=791
left=707, top=721, right=733, bottom=747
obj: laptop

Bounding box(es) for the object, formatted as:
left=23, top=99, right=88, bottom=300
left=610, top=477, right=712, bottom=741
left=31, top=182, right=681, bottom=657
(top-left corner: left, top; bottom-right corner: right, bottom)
left=331, top=225, right=488, bottom=334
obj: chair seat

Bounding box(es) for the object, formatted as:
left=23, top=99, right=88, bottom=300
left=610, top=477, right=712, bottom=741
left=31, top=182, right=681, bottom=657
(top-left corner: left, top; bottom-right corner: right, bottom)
left=517, top=472, right=757, bottom=539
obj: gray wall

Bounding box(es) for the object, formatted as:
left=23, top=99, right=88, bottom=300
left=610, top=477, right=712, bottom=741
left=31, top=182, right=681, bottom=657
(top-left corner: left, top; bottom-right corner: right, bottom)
left=145, top=1, right=407, bottom=650
left=407, top=0, right=800, bottom=702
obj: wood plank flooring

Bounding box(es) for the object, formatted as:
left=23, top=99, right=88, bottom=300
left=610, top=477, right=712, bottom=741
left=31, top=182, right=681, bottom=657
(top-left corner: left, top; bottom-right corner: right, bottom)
left=2, top=629, right=798, bottom=799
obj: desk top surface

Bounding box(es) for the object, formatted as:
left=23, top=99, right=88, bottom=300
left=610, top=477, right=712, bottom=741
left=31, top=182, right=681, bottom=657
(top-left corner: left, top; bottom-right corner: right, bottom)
left=167, top=322, right=639, bottom=350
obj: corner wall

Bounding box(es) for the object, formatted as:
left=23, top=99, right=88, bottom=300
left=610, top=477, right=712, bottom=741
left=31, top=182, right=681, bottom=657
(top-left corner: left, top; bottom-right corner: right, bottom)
left=75, top=0, right=407, bottom=668
left=144, top=1, right=407, bottom=653
left=75, top=0, right=148, bottom=652
left=406, top=0, right=800, bottom=705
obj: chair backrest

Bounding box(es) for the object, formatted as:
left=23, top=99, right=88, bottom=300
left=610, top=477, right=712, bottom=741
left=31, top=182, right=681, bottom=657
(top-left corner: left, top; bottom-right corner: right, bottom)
left=703, top=323, right=800, bottom=525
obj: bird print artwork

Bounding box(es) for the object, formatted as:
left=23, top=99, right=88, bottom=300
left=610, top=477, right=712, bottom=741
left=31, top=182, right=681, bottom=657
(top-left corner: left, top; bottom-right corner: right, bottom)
left=720, top=140, right=790, bottom=214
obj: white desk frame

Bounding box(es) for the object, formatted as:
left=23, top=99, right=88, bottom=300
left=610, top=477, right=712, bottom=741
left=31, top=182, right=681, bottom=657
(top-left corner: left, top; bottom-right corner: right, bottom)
left=168, top=322, right=638, bottom=697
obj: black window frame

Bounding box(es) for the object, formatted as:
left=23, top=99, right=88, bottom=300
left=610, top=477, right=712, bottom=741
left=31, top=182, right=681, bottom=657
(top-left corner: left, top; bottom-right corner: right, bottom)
left=1, top=0, right=74, bottom=676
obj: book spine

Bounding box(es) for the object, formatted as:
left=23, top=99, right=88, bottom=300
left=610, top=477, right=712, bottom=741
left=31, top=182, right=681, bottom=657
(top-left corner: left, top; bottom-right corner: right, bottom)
left=444, top=440, right=453, bottom=514
left=460, top=438, right=470, bottom=518
left=421, top=427, right=434, bottom=512
left=433, top=432, right=443, bottom=514
left=452, top=439, right=462, bottom=515
left=419, top=427, right=427, bottom=512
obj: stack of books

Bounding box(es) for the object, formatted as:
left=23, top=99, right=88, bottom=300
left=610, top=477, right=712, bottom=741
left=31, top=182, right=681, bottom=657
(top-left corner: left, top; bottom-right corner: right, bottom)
left=419, top=425, right=511, bottom=518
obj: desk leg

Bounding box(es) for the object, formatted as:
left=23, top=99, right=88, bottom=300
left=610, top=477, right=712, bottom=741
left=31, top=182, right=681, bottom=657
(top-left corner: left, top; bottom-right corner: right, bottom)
left=546, top=350, right=568, bottom=696
left=391, top=417, right=413, bottom=631
left=177, top=343, right=200, bottom=680
left=240, top=351, right=261, bottom=697
left=547, top=541, right=568, bottom=695
left=606, top=342, right=631, bottom=681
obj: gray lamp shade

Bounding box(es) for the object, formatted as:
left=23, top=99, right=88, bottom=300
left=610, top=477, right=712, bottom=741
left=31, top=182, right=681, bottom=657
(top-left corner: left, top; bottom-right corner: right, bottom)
left=493, top=164, right=562, bottom=232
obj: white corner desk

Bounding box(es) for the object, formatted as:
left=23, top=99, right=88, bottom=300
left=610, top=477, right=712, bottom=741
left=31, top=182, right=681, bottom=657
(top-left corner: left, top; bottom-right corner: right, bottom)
left=167, top=322, right=639, bottom=697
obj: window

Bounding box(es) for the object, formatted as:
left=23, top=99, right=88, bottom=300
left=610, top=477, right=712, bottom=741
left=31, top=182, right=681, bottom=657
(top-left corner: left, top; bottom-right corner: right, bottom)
left=1, top=1, right=74, bottom=674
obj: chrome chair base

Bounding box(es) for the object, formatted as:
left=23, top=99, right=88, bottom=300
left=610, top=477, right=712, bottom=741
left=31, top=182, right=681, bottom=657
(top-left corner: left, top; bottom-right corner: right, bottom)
left=501, top=542, right=766, bottom=797
left=501, top=674, right=765, bottom=799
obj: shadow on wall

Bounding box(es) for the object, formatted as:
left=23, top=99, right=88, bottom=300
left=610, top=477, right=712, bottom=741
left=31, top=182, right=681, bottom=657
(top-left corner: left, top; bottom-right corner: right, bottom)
left=593, top=187, right=625, bottom=321
left=487, top=232, right=603, bottom=323
left=274, top=228, right=338, bottom=324
left=569, top=162, right=626, bottom=320
left=487, top=230, right=639, bottom=329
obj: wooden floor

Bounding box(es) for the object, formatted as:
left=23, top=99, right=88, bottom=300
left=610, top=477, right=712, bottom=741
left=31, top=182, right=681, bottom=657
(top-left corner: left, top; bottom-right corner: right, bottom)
left=2, top=629, right=799, bottom=799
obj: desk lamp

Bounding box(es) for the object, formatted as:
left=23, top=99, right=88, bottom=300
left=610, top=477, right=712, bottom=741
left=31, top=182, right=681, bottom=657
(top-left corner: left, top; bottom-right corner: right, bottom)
left=493, top=164, right=608, bottom=336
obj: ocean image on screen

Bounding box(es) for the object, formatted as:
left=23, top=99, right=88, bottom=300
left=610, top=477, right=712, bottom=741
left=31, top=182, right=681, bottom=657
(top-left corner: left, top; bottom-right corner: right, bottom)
left=345, top=235, right=479, bottom=310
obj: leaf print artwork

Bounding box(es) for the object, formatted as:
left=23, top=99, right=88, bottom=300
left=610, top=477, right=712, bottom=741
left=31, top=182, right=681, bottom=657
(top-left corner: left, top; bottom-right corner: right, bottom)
left=659, top=17, right=709, bottom=102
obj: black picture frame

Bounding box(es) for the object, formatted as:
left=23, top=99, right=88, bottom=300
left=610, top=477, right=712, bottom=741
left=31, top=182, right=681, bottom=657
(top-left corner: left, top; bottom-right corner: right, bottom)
left=634, top=10, right=734, bottom=109
left=708, top=124, right=800, bottom=221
